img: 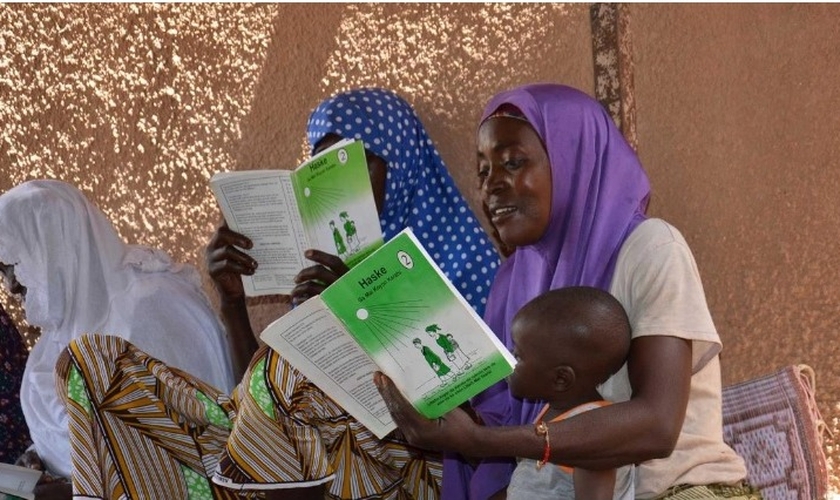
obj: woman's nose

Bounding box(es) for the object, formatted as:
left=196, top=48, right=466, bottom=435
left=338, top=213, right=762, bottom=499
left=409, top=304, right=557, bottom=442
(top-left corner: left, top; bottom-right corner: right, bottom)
left=482, top=166, right=506, bottom=194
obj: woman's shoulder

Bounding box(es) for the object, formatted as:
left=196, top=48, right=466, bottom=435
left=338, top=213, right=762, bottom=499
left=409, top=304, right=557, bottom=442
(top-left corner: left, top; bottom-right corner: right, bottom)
left=611, top=218, right=720, bottom=349
left=614, top=218, right=700, bottom=287
left=623, top=218, right=689, bottom=251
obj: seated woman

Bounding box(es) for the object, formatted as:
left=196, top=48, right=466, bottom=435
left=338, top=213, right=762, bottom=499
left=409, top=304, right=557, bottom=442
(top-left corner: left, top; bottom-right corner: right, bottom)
left=0, top=180, right=236, bottom=493
left=57, top=88, right=500, bottom=500
left=0, top=301, right=30, bottom=464
left=375, top=84, right=760, bottom=499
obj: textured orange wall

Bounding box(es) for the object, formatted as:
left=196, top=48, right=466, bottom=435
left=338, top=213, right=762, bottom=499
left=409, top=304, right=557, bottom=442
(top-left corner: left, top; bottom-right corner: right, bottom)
left=2, top=2, right=838, bottom=490
left=0, top=3, right=593, bottom=331
left=631, top=4, right=840, bottom=487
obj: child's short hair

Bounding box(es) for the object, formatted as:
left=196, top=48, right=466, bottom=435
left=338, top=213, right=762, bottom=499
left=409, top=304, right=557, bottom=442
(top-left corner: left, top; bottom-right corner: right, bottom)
left=513, top=286, right=631, bottom=385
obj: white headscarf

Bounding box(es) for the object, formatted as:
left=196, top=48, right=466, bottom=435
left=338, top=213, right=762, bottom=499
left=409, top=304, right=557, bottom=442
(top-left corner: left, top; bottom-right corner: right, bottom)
left=0, top=180, right=235, bottom=478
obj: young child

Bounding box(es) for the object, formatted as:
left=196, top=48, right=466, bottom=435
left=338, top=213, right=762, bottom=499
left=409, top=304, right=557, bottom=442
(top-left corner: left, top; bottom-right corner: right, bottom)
left=506, top=286, right=633, bottom=500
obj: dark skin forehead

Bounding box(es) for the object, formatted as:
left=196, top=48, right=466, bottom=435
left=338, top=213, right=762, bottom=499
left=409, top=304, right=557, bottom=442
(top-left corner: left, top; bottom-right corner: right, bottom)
left=477, top=116, right=544, bottom=160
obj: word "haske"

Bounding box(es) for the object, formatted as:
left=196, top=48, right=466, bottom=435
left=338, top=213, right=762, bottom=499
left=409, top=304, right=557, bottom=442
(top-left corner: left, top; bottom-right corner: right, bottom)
left=358, top=267, right=388, bottom=289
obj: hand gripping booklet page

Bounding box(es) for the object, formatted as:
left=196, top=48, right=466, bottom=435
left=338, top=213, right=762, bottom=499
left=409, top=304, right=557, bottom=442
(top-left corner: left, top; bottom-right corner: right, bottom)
left=260, top=229, right=516, bottom=438
left=210, top=138, right=384, bottom=296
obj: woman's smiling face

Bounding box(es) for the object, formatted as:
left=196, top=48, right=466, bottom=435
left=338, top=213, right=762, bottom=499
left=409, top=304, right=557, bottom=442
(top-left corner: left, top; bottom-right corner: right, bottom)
left=477, top=116, right=552, bottom=249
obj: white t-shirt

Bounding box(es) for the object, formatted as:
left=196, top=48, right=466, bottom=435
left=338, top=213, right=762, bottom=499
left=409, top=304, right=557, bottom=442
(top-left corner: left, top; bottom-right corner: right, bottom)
left=599, top=218, right=747, bottom=498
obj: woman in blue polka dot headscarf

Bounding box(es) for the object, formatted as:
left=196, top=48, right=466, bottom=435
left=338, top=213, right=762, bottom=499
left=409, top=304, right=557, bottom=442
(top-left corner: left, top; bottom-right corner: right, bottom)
left=194, top=88, right=502, bottom=499
left=306, top=87, right=500, bottom=316
left=60, top=90, right=502, bottom=500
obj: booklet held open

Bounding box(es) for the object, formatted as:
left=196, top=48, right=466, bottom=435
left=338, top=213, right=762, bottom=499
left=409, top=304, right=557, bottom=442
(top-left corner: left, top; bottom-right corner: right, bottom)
left=260, top=229, right=515, bottom=438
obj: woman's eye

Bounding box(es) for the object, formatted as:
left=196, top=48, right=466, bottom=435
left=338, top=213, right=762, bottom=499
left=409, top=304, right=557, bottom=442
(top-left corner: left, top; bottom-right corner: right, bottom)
left=504, top=157, right=525, bottom=170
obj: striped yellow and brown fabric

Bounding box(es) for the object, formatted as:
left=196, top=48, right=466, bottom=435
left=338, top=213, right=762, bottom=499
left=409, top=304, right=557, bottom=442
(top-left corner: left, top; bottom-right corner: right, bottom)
left=56, top=335, right=442, bottom=500
left=56, top=334, right=240, bottom=499
left=214, top=345, right=442, bottom=499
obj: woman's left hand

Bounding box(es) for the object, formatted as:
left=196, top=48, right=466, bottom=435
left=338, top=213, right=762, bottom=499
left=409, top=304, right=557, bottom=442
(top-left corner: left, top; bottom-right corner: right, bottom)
left=290, top=249, right=350, bottom=305
left=374, top=372, right=478, bottom=453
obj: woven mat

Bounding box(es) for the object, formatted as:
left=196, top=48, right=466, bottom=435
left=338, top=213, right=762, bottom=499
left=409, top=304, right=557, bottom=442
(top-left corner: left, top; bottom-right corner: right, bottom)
left=722, top=364, right=829, bottom=499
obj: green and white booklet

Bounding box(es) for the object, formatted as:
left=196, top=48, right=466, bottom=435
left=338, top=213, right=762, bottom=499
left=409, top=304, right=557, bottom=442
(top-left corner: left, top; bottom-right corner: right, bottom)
left=210, top=139, right=383, bottom=296
left=260, top=229, right=516, bottom=438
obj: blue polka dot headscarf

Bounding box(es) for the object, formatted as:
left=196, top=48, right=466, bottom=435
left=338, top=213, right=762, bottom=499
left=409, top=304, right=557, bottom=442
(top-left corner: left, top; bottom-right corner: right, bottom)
left=307, top=88, right=500, bottom=316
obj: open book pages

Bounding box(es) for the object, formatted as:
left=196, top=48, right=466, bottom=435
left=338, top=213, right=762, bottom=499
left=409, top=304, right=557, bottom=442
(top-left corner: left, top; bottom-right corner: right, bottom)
left=0, top=463, right=42, bottom=500
left=260, top=228, right=515, bottom=438
left=210, top=138, right=383, bottom=296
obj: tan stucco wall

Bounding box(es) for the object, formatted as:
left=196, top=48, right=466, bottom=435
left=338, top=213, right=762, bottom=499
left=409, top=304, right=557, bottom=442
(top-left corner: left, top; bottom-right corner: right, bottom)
left=1, top=3, right=838, bottom=490
left=631, top=4, right=840, bottom=487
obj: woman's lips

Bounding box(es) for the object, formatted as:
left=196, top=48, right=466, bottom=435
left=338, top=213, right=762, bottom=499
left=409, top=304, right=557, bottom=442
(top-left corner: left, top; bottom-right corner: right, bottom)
left=489, top=205, right=517, bottom=222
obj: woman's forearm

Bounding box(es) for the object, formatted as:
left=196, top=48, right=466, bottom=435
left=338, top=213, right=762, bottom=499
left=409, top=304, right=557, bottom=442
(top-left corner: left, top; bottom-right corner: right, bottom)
left=220, top=297, right=258, bottom=381
left=377, top=333, right=692, bottom=471
left=470, top=336, right=693, bottom=470
left=547, top=398, right=679, bottom=469
left=466, top=397, right=676, bottom=471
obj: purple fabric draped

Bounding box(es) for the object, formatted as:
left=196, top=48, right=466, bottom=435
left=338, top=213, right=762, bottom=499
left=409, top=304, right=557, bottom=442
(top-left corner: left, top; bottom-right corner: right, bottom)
left=443, top=84, right=651, bottom=499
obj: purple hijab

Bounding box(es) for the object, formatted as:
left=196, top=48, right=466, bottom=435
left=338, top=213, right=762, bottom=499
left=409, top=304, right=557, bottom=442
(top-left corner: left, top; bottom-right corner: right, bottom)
left=446, top=84, right=651, bottom=499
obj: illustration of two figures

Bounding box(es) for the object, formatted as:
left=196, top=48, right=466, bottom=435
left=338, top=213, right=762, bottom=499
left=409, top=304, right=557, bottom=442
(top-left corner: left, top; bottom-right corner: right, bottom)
left=413, top=323, right=472, bottom=386
left=331, top=211, right=360, bottom=259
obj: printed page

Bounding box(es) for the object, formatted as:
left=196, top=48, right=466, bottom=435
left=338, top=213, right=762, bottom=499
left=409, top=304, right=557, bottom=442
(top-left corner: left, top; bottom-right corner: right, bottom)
left=291, top=139, right=384, bottom=269
left=0, top=463, right=42, bottom=500
left=320, top=229, right=516, bottom=419
left=210, top=170, right=309, bottom=296
left=259, top=296, right=396, bottom=438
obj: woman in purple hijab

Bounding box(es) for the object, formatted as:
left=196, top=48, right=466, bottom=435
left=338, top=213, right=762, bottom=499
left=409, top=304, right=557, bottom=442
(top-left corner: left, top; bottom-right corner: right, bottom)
left=376, top=84, right=758, bottom=499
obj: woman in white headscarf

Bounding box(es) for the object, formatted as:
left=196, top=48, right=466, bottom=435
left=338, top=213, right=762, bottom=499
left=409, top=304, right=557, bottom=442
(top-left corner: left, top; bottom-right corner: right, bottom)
left=0, top=179, right=235, bottom=482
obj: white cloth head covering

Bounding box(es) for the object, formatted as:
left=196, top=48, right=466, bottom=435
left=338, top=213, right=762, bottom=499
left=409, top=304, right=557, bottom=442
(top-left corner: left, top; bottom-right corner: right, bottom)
left=0, top=179, right=235, bottom=478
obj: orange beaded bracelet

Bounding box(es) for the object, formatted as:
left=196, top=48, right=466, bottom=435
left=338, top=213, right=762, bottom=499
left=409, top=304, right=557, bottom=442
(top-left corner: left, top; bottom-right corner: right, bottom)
left=535, top=420, right=550, bottom=469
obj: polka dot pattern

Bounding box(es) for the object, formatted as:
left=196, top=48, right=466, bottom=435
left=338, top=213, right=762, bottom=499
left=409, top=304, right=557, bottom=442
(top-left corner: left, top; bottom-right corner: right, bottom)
left=195, top=390, right=232, bottom=430
left=0, top=307, right=30, bottom=463
left=180, top=463, right=213, bottom=500
left=248, top=356, right=275, bottom=419
left=307, top=88, right=499, bottom=316
left=68, top=365, right=91, bottom=416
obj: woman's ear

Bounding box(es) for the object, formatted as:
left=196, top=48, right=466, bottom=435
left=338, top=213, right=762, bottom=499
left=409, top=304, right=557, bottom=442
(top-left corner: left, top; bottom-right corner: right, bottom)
left=553, top=365, right=575, bottom=392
